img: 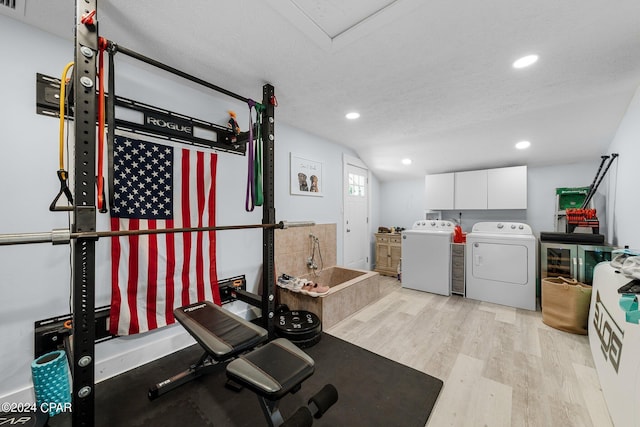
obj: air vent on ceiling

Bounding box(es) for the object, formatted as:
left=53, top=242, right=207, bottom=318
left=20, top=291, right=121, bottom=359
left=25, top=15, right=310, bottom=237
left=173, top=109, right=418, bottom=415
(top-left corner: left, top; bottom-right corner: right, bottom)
left=1, top=0, right=16, bottom=9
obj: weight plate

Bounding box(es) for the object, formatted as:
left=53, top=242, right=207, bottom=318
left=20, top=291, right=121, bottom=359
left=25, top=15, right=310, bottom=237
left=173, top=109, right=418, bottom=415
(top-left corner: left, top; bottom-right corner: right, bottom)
left=275, top=310, right=322, bottom=347
left=288, top=332, right=322, bottom=349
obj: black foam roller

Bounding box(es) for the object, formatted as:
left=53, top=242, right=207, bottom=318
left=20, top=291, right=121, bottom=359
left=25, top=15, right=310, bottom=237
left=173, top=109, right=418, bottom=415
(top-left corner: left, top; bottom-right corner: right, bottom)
left=308, top=384, right=339, bottom=418
left=280, top=406, right=313, bottom=427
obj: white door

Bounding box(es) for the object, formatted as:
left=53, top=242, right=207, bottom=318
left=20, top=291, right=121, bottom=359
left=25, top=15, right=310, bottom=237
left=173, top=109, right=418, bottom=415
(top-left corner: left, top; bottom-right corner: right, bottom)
left=470, top=241, right=529, bottom=285
left=344, top=157, right=369, bottom=270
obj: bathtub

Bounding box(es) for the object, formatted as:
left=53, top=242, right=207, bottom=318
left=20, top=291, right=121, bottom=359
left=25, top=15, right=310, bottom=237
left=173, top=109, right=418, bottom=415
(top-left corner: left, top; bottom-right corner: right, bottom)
left=277, top=266, right=381, bottom=329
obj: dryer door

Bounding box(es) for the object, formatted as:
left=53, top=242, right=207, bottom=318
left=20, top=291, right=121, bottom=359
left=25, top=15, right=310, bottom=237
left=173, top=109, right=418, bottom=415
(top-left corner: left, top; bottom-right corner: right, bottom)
left=470, top=241, right=529, bottom=285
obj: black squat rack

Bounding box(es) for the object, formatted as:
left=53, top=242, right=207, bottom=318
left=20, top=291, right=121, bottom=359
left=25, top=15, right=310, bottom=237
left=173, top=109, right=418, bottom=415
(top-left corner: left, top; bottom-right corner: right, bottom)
left=1, top=2, right=279, bottom=425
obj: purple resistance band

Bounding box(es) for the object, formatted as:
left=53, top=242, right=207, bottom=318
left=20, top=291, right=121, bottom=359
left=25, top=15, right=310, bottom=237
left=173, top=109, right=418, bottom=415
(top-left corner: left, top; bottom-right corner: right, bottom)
left=245, top=100, right=256, bottom=211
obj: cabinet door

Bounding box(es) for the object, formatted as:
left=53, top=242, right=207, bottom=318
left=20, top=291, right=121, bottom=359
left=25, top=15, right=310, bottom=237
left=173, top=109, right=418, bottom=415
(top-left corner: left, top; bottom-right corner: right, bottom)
left=376, top=241, right=389, bottom=269
left=578, top=245, right=613, bottom=285
left=425, top=173, right=454, bottom=209
left=487, top=166, right=527, bottom=209
left=541, top=243, right=577, bottom=279
left=389, top=238, right=402, bottom=271
left=454, top=170, right=487, bottom=209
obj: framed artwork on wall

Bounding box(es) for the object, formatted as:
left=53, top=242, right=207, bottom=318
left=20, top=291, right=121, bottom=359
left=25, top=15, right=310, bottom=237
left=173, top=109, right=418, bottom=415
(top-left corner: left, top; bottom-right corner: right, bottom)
left=290, top=153, right=323, bottom=196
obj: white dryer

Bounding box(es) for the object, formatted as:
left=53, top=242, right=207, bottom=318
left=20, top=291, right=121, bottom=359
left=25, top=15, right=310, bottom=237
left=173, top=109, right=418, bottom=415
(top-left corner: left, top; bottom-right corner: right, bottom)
left=465, top=222, right=537, bottom=310
left=401, top=220, right=455, bottom=296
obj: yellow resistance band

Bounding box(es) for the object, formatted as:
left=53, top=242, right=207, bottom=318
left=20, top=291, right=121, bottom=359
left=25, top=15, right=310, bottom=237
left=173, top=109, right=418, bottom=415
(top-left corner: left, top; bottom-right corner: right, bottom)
left=59, top=62, right=74, bottom=170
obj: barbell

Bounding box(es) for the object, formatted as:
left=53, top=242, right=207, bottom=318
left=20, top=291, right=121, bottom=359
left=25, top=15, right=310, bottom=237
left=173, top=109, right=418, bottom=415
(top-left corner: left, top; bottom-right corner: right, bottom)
left=0, top=221, right=314, bottom=246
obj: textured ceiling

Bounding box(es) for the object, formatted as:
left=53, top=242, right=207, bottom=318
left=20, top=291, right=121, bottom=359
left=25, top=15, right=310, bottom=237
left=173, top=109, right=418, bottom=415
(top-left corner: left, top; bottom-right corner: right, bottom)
left=4, top=0, right=640, bottom=181
left=289, top=0, right=398, bottom=39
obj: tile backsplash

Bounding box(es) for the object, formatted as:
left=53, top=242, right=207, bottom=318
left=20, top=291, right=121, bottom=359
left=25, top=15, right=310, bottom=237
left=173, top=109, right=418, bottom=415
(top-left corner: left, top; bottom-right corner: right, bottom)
left=274, top=223, right=337, bottom=278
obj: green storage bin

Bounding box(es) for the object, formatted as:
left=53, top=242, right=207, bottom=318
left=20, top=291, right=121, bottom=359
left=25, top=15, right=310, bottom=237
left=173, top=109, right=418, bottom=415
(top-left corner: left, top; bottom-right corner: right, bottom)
left=556, top=187, right=589, bottom=210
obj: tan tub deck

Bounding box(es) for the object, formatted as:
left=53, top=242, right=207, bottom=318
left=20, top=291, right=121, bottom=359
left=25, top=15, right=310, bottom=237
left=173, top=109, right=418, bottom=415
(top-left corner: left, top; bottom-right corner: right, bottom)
left=277, top=267, right=381, bottom=329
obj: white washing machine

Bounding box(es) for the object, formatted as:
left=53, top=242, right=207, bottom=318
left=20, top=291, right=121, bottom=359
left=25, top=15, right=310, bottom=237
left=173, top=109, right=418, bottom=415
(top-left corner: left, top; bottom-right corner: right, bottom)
left=401, top=220, right=455, bottom=296
left=465, top=222, right=537, bottom=310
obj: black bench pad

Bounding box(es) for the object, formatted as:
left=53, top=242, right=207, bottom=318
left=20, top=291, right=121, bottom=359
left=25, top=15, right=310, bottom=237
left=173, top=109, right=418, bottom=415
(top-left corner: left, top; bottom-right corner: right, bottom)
left=226, top=338, right=315, bottom=400
left=174, top=301, right=268, bottom=360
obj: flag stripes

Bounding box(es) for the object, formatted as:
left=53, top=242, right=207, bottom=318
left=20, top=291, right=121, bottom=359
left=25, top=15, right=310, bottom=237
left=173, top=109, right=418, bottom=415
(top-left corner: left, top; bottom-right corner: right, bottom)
left=109, top=135, right=220, bottom=336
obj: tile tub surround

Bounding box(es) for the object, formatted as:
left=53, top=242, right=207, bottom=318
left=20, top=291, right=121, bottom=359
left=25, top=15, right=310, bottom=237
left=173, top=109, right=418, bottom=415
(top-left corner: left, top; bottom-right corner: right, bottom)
left=277, top=267, right=381, bottom=330
left=274, top=223, right=337, bottom=278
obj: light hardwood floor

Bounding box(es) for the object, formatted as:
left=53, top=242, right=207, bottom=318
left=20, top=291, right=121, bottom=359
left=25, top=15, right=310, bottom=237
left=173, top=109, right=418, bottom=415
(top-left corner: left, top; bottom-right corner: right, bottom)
left=325, top=276, right=613, bottom=427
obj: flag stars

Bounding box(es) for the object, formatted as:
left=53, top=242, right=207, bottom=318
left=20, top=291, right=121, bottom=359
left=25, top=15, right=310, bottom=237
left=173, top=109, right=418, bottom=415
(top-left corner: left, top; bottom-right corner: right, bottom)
left=112, top=136, right=174, bottom=220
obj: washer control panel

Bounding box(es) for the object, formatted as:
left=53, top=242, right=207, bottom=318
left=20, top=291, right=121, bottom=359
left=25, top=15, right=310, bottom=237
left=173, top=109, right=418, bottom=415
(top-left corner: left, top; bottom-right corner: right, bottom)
left=411, top=220, right=456, bottom=231
left=470, top=221, right=532, bottom=235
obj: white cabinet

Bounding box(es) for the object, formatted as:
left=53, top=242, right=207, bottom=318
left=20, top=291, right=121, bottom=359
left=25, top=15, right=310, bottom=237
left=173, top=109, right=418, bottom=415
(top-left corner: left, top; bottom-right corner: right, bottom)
left=487, top=165, right=527, bottom=209
left=454, top=170, right=488, bottom=209
left=425, top=173, right=454, bottom=209
left=426, top=165, right=527, bottom=210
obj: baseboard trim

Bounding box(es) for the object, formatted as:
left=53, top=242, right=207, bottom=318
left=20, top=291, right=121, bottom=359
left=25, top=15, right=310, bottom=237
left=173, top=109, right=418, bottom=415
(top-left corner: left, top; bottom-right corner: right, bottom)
left=1, top=302, right=255, bottom=403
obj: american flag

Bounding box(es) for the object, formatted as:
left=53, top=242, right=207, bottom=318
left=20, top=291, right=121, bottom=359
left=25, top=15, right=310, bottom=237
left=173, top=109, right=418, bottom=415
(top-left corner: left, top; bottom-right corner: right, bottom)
left=109, top=135, right=220, bottom=336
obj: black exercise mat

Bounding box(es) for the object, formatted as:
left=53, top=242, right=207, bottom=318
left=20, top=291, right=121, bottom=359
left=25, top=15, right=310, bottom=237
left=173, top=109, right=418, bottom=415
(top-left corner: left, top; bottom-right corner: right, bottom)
left=50, top=333, right=443, bottom=426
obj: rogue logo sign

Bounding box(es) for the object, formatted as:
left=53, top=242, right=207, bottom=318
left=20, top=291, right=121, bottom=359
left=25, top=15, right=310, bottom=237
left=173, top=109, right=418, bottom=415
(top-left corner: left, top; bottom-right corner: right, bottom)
left=144, top=112, right=193, bottom=138
left=593, top=290, right=624, bottom=372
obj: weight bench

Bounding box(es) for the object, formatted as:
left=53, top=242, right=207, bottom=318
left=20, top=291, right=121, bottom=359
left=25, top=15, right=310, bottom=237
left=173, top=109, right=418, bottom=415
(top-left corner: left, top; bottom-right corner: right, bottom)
left=149, top=301, right=337, bottom=427
left=148, top=300, right=268, bottom=400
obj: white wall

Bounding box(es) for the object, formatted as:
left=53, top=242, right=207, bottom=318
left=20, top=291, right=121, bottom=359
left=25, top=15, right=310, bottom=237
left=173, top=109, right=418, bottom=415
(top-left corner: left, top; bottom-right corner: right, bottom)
left=379, top=161, right=606, bottom=239
left=606, top=85, right=640, bottom=249
left=378, top=179, right=426, bottom=229
left=527, top=161, right=605, bottom=238
left=0, top=15, right=372, bottom=401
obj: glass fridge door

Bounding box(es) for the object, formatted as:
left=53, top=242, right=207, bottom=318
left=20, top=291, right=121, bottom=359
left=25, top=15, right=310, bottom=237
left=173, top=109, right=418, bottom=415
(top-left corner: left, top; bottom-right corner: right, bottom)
left=542, top=243, right=577, bottom=279
left=578, top=245, right=613, bottom=285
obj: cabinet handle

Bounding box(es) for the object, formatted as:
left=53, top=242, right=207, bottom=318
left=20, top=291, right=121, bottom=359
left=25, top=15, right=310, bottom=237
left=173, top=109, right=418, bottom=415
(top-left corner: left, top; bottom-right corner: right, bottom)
left=578, top=257, right=584, bottom=281
left=571, top=257, right=577, bottom=277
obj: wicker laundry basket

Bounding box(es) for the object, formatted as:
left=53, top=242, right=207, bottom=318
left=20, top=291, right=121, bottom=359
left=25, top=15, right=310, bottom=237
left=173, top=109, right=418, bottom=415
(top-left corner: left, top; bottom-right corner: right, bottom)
left=541, top=276, right=592, bottom=335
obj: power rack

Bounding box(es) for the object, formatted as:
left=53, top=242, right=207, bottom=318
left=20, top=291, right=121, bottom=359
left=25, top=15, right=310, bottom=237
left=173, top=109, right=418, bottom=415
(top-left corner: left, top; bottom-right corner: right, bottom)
left=65, top=3, right=277, bottom=425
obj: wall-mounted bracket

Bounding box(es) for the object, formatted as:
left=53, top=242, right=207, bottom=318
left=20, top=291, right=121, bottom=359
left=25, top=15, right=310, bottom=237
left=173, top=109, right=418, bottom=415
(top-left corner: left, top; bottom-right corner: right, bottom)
left=36, top=73, right=248, bottom=155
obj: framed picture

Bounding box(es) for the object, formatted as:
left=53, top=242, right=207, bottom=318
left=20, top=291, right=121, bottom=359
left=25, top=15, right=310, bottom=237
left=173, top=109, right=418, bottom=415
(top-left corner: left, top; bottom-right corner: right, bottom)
left=290, top=153, right=323, bottom=196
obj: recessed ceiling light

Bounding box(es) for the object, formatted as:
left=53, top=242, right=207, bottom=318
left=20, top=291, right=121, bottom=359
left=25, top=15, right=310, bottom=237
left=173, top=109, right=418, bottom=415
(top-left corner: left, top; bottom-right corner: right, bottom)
left=401, top=158, right=412, bottom=165
left=515, top=140, right=531, bottom=150
left=345, top=112, right=360, bottom=120
left=513, top=54, right=538, bottom=69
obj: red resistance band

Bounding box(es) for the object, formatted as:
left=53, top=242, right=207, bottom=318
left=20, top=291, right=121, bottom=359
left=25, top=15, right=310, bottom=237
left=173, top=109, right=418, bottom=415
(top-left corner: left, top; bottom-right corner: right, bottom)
left=97, top=37, right=107, bottom=212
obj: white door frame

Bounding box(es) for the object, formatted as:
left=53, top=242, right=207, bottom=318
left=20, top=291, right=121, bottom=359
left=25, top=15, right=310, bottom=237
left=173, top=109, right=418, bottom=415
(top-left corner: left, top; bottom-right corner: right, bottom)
left=342, top=154, right=371, bottom=269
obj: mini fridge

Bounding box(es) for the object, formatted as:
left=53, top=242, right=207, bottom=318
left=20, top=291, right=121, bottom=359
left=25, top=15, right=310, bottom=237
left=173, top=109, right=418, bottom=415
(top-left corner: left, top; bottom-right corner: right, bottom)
left=540, top=242, right=614, bottom=286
